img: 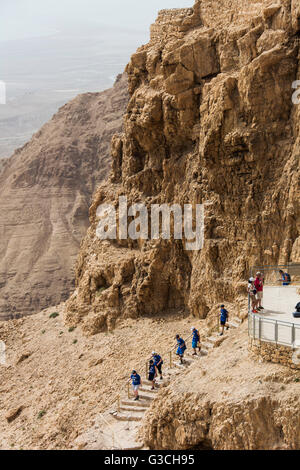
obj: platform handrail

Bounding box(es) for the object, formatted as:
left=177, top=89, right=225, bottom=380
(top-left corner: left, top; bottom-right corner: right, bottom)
left=248, top=309, right=300, bottom=347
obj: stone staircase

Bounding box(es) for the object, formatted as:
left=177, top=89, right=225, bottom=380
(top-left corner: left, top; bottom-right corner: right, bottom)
left=105, top=317, right=242, bottom=450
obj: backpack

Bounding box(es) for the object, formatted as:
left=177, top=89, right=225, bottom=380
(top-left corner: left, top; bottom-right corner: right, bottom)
left=285, top=273, right=291, bottom=283
left=296, top=302, right=300, bottom=312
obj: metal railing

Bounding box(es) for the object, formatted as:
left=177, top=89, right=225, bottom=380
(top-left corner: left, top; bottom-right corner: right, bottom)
left=247, top=264, right=300, bottom=347
left=248, top=305, right=300, bottom=347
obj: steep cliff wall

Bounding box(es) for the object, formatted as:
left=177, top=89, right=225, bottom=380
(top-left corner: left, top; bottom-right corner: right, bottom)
left=66, top=0, right=300, bottom=334
left=0, top=74, right=128, bottom=319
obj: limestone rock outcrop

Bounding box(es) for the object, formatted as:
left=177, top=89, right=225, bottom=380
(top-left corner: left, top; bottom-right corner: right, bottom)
left=66, top=0, right=300, bottom=334
left=0, top=74, right=128, bottom=319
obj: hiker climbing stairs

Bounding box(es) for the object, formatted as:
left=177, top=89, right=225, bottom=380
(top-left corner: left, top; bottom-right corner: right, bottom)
left=105, top=316, right=243, bottom=450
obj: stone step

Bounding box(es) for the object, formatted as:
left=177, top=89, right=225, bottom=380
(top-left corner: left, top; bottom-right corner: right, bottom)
left=187, top=348, right=209, bottom=356
left=123, top=443, right=144, bottom=451
left=111, top=411, right=143, bottom=422
left=121, top=400, right=151, bottom=408
left=119, top=405, right=148, bottom=413
left=182, top=357, right=194, bottom=363
left=164, top=369, right=180, bottom=377
left=201, top=341, right=214, bottom=350
left=144, top=380, right=161, bottom=386
left=124, top=393, right=154, bottom=402
left=228, top=321, right=240, bottom=328
left=138, top=393, right=156, bottom=402
left=167, top=369, right=181, bottom=377
left=139, top=386, right=158, bottom=394
left=172, top=356, right=193, bottom=364
left=186, top=352, right=204, bottom=359
left=173, top=361, right=187, bottom=369
left=206, top=336, right=220, bottom=345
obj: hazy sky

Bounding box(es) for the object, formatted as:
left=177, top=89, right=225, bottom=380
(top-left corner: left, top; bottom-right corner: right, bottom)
left=0, top=0, right=195, bottom=157
left=0, top=0, right=194, bottom=41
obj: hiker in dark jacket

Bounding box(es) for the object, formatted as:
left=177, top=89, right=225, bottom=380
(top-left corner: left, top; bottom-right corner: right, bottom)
left=148, top=360, right=157, bottom=390
left=175, top=334, right=186, bottom=364
left=191, top=327, right=201, bottom=355
left=151, top=351, right=163, bottom=380
left=220, top=305, right=230, bottom=336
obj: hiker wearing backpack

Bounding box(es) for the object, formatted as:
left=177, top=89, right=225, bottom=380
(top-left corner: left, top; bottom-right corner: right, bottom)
left=175, top=335, right=187, bottom=364
left=278, top=270, right=291, bottom=286
left=129, top=370, right=142, bottom=401
left=248, top=277, right=258, bottom=313
left=191, top=327, right=201, bottom=355
left=151, top=351, right=163, bottom=380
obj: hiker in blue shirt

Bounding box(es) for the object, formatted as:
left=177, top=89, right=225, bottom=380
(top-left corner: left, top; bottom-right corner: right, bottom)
left=175, top=334, right=186, bottom=364
left=148, top=360, right=157, bottom=390
left=191, top=327, right=201, bottom=356
left=220, top=304, right=229, bottom=336
left=129, top=370, right=142, bottom=401
left=151, top=351, right=163, bottom=380
left=278, top=270, right=291, bottom=286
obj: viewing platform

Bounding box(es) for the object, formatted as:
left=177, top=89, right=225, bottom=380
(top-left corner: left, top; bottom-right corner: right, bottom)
left=249, top=285, right=300, bottom=346
left=248, top=264, right=300, bottom=369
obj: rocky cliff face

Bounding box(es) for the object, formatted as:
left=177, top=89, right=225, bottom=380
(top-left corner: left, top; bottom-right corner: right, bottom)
left=0, top=74, right=128, bottom=319
left=66, top=0, right=300, bottom=334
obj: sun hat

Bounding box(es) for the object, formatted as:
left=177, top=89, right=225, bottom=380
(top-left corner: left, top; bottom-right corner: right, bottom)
left=249, top=277, right=255, bottom=282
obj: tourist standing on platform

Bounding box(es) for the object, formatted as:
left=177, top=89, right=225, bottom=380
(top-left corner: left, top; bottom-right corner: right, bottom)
left=278, top=270, right=291, bottom=286
left=248, top=277, right=258, bottom=313
left=254, top=272, right=264, bottom=310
